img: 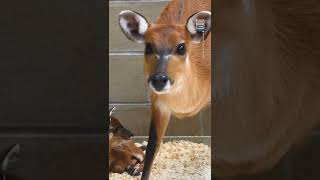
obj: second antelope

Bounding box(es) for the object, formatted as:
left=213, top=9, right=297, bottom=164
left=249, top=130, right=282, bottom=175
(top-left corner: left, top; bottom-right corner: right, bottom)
left=109, top=107, right=146, bottom=176
left=119, top=0, right=211, bottom=179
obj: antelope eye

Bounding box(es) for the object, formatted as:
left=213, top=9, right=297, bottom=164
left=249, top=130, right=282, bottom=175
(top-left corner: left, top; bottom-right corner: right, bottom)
left=176, top=43, right=186, bottom=55
left=145, top=43, right=153, bottom=54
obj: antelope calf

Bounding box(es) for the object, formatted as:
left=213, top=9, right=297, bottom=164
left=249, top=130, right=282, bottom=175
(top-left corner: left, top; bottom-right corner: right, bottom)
left=118, top=0, right=211, bottom=179
left=109, top=108, right=146, bottom=176
left=109, top=133, right=145, bottom=176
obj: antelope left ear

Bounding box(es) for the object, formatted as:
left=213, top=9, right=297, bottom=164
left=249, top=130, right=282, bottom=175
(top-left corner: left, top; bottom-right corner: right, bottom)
left=118, top=10, right=149, bottom=43
left=186, top=11, right=211, bottom=43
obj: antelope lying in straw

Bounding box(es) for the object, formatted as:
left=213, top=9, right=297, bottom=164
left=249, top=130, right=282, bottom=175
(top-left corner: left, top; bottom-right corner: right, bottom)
left=109, top=107, right=146, bottom=176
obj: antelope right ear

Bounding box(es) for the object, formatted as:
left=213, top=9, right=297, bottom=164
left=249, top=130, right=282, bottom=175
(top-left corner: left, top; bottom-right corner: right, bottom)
left=118, top=10, right=149, bottom=43
left=186, top=11, right=212, bottom=43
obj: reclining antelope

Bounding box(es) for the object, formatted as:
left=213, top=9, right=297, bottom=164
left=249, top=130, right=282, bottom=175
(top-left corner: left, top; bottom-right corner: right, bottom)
left=109, top=107, right=146, bottom=176
left=118, top=0, right=211, bottom=179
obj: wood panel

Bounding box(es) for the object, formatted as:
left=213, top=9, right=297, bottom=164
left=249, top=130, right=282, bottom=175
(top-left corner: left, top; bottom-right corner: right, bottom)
left=109, top=54, right=148, bottom=102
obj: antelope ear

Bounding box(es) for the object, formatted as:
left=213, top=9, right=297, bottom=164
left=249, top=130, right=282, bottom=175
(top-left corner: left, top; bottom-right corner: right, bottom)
left=109, top=106, right=116, bottom=116
left=186, top=11, right=211, bottom=43
left=118, top=10, right=149, bottom=43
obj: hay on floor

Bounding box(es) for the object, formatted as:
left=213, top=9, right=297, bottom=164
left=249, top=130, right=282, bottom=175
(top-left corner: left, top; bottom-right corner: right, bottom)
left=109, top=140, right=211, bottom=180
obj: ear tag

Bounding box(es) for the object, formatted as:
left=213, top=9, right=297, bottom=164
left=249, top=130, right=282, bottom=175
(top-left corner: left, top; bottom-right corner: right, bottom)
left=195, top=19, right=205, bottom=59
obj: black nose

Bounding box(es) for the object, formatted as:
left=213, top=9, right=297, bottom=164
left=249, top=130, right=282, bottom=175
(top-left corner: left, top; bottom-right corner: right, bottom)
left=149, top=74, right=169, bottom=91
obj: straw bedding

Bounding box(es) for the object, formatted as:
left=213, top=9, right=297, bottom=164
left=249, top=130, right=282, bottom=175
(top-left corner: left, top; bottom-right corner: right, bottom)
left=109, top=140, right=211, bottom=180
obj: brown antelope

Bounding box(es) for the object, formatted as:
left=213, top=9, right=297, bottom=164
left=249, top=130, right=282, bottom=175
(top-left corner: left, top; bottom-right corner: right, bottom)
left=118, top=0, right=211, bottom=179
left=109, top=107, right=146, bottom=176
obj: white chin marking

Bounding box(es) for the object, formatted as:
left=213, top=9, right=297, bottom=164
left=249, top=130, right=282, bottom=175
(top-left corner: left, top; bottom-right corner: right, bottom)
left=149, top=81, right=171, bottom=94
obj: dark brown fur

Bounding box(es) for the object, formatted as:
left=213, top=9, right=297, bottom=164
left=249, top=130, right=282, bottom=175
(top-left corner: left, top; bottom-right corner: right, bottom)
left=110, top=116, right=134, bottom=139
left=213, top=0, right=320, bottom=178
left=109, top=134, right=144, bottom=175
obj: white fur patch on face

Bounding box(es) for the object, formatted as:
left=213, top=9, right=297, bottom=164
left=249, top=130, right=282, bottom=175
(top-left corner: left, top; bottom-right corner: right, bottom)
left=155, top=54, right=171, bottom=61
left=163, top=80, right=171, bottom=90
left=164, top=54, right=172, bottom=60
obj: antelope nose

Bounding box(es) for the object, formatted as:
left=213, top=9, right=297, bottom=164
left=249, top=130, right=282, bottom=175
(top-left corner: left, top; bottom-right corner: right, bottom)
left=149, top=74, right=169, bottom=91
left=128, top=132, right=134, bottom=138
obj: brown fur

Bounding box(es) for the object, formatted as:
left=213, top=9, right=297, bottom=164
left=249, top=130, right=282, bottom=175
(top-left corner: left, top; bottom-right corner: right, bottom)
left=110, top=116, right=122, bottom=131
left=144, top=0, right=211, bottom=118
left=213, top=0, right=320, bottom=178
left=140, top=0, right=211, bottom=179
left=109, top=116, right=145, bottom=175
left=109, top=134, right=144, bottom=174
left=110, top=116, right=133, bottom=139
left=144, top=24, right=211, bottom=118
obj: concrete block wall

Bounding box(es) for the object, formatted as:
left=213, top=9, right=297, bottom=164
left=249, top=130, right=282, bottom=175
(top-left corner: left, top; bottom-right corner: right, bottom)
left=109, top=0, right=211, bottom=137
